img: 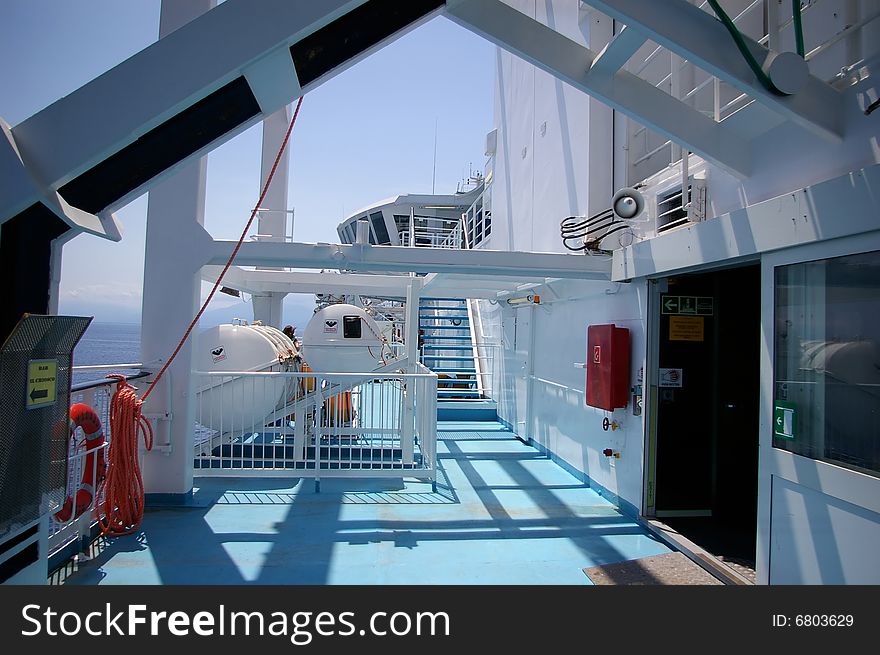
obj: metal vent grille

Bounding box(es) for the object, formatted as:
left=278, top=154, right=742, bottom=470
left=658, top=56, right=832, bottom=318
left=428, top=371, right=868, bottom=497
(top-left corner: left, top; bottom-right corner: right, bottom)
left=656, top=184, right=692, bottom=233
left=0, top=314, right=91, bottom=540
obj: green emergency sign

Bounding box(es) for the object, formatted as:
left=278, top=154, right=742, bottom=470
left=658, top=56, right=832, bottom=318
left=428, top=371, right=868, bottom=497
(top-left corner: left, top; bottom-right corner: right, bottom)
left=773, top=400, right=797, bottom=439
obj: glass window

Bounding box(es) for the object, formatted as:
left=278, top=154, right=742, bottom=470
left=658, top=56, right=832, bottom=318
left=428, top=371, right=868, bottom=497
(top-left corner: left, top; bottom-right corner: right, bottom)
left=773, top=250, right=880, bottom=476
left=370, top=211, right=390, bottom=244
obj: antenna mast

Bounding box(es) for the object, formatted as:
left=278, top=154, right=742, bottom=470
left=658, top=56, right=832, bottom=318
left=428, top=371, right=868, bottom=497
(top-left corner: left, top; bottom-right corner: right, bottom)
left=432, top=117, right=438, bottom=194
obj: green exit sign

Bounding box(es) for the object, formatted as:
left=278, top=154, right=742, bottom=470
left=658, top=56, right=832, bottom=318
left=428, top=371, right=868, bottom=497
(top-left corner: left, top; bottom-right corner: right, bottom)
left=774, top=400, right=797, bottom=439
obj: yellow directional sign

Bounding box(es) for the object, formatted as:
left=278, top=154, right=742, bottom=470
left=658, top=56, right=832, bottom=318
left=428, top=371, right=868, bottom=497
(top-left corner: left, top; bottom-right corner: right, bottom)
left=27, top=359, right=58, bottom=409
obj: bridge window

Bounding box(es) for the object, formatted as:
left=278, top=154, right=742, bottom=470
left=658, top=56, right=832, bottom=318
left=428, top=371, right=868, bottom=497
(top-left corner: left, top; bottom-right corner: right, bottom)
left=370, top=211, right=390, bottom=244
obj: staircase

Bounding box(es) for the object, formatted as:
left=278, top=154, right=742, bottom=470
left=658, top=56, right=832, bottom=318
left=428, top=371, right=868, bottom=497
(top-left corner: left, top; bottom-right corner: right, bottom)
left=419, top=297, right=496, bottom=420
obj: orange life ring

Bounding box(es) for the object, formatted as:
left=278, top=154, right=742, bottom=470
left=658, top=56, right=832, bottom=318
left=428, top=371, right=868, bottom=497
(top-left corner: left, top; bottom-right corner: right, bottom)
left=54, top=403, right=106, bottom=523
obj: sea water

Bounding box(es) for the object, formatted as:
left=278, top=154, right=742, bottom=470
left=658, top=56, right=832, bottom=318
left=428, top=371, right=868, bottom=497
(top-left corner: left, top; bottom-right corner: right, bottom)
left=72, top=322, right=141, bottom=385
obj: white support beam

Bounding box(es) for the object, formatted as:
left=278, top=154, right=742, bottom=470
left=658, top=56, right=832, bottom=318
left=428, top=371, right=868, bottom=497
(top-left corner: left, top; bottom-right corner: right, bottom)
left=587, top=25, right=647, bottom=77
left=422, top=272, right=553, bottom=299
left=582, top=0, right=844, bottom=141
left=444, top=0, right=750, bottom=178
left=203, top=267, right=554, bottom=300
left=1, top=119, right=121, bottom=238
left=206, top=241, right=613, bottom=280
left=243, top=48, right=302, bottom=117
left=202, top=266, right=417, bottom=297
left=9, top=0, right=353, bottom=195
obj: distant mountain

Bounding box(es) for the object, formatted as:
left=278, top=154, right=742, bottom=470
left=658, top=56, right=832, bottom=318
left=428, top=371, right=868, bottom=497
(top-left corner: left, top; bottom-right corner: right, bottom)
left=198, top=301, right=314, bottom=331
left=61, top=295, right=316, bottom=332
left=59, top=298, right=141, bottom=324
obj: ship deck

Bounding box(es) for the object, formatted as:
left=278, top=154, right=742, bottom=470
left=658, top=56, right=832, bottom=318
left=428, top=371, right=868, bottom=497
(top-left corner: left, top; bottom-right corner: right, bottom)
left=60, top=421, right=670, bottom=585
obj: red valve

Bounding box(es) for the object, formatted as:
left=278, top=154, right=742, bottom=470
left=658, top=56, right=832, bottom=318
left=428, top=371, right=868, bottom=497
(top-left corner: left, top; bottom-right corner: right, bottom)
left=602, top=448, right=614, bottom=457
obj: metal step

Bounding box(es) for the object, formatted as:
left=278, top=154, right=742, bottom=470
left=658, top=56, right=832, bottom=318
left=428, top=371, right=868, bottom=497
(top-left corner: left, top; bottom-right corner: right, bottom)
left=430, top=368, right=477, bottom=375
left=211, top=442, right=409, bottom=461
left=418, top=325, right=471, bottom=331
left=194, top=458, right=423, bottom=471
left=423, top=344, right=473, bottom=351
left=419, top=314, right=469, bottom=320
left=422, top=355, right=475, bottom=361
left=421, top=335, right=472, bottom=341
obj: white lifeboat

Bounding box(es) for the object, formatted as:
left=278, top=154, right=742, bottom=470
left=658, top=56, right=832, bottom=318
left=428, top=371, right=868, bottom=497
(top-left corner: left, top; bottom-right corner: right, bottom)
left=194, top=323, right=296, bottom=433
left=301, top=304, right=386, bottom=373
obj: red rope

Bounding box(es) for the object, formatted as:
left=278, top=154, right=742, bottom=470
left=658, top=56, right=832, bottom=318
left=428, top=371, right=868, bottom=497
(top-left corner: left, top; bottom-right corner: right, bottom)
left=101, top=96, right=304, bottom=535
left=97, top=375, right=153, bottom=536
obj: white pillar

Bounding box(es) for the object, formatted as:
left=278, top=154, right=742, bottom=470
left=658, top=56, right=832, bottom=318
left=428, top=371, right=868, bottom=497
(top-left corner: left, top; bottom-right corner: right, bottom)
left=139, top=0, right=216, bottom=497
left=405, top=279, right=421, bottom=368
left=252, top=107, right=291, bottom=327
left=252, top=294, right=284, bottom=327
left=47, top=231, right=77, bottom=315
left=402, top=279, right=422, bottom=462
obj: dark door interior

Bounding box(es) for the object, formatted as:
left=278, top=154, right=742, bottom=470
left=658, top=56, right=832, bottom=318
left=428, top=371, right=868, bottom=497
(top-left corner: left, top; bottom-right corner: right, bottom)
left=654, top=265, right=760, bottom=571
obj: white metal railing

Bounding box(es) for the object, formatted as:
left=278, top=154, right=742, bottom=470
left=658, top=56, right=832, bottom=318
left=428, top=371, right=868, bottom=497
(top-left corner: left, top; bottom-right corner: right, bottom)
left=48, top=378, right=115, bottom=560
left=192, top=368, right=438, bottom=484
left=400, top=224, right=462, bottom=249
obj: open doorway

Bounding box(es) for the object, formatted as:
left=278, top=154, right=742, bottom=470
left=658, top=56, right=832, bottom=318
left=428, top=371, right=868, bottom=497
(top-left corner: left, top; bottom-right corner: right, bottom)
left=649, top=264, right=760, bottom=581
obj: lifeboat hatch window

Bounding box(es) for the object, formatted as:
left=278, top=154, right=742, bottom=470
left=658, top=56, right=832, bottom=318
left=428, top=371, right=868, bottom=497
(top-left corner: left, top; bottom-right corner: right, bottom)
left=343, top=316, right=362, bottom=339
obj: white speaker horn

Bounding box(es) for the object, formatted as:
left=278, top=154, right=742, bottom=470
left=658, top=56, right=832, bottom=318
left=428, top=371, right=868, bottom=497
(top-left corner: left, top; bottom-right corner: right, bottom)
left=611, top=187, right=645, bottom=220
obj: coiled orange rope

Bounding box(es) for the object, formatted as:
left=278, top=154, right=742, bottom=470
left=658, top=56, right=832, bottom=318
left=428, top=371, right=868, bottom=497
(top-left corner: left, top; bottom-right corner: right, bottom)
left=97, top=375, right=154, bottom=536
left=99, top=96, right=304, bottom=536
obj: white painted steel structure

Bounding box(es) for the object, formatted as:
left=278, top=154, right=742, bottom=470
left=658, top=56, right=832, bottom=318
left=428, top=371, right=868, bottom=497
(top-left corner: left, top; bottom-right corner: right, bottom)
left=482, top=0, right=880, bottom=586
left=2, top=0, right=878, bottom=584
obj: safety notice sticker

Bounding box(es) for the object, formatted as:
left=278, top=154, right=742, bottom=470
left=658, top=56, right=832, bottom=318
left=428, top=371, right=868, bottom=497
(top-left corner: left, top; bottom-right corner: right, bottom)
left=659, top=368, right=683, bottom=388
left=669, top=315, right=704, bottom=341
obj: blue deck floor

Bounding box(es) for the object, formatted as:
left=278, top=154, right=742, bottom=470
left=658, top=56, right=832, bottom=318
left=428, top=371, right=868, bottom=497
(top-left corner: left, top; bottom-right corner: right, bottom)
left=63, top=422, right=671, bottom=585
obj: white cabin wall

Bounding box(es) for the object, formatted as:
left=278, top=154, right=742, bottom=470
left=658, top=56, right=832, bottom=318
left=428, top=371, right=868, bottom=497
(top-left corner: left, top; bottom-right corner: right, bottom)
left=491, top=3, right=535, bottom=252
left=492, top=0, right=595, bottom=254
left=488, top=0, right=645, bottom=510
left=528, top=278, right=647, bottom=510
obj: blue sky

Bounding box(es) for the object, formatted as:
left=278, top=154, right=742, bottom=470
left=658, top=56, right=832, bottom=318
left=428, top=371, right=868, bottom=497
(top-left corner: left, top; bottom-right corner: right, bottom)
left=0, top=1, right=495, bottom=326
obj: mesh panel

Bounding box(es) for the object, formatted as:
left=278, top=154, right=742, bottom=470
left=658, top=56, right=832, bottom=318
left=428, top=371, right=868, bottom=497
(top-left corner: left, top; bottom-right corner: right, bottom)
left=0, top=314, right=91, bottom=540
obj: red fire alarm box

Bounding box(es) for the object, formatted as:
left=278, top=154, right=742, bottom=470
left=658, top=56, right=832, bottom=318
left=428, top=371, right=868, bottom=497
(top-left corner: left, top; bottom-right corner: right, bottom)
left=586, top=324, right=630, bottom=411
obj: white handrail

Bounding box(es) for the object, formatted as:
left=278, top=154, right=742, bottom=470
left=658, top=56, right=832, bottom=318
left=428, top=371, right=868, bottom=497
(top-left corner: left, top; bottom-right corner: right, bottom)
left=73, top=362, right=143, bottom=371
